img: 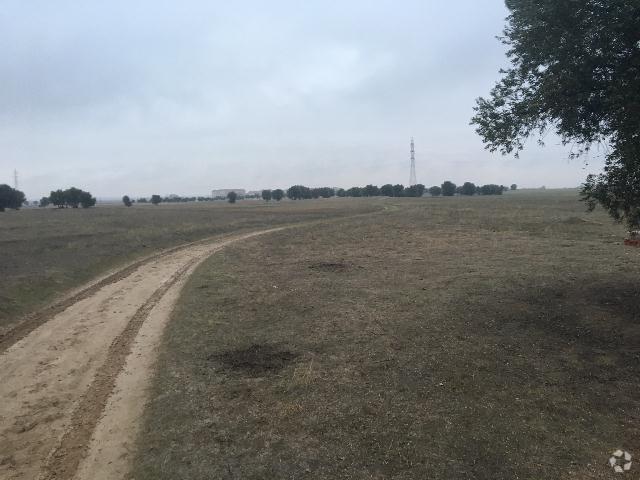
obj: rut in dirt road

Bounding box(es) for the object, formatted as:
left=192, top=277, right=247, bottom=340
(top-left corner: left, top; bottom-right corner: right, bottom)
left=0, top=229, right=282, bottom=480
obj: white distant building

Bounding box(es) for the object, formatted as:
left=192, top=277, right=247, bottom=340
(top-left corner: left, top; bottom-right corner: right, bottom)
left=211, top=188, right=246, bottom=198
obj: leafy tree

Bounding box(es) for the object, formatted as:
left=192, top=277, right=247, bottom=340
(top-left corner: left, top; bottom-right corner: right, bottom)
left=48, top=187, right=95, bottom=208
left=429, top=186, right=442, bottom=197
left=262, top=189, right=272, bottom=201
left=227, top=191, right=237, bottom=203
left=472, top=0, right=640, bottom=228
left=441, top=181, right=457, bottom=197
left=510, top=184, right=517, bottom=191
left=392, top=184, right=405, bottom=197
left=460, top=182, right=477, bottom=196
left=287, top=185, right=300, bottom=200
left=79, top=191, right=96, bottom=208
left=415, top=184, right=426, bottom=197
left=346, top=187, right=362, bottom=197
left=312, top=187, right=334, bottom=198
left=287, top=185, right=312, bottom=200
left=151, top=194, right=162, bottom=205
left=404, top=185, right=418, bottom=197
left=122, top=195, right=133, bottom=207
left=64, top=187, right=83, bottom=208
left=363, top=184, right=380, bottom=197
left=39, top=196, right=50, bottom=207
left=336, top=188, right=346, bottom=197
left=138, top=197, right=148, bottom=203
left=0, top=184, right=25, bottom=211
left=479, top=184, right=504, bottom=196
left=272, top=189, right=284, bottom=201
left=380, top=184, right=394, bottom=197
left=50, top=189, right=66, bottom=208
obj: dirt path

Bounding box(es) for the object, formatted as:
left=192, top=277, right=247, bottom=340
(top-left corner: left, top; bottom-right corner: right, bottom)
left=0, top=229, right=282, bottom=480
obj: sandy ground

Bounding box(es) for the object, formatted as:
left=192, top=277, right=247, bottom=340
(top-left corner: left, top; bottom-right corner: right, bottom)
left=0, top=229, right=281, bottom=480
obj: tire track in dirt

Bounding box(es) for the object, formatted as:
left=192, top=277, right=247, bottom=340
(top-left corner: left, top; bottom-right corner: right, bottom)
left=0, top=234, right=235, bottom=355
left=0, top=228, right=283, bottom=480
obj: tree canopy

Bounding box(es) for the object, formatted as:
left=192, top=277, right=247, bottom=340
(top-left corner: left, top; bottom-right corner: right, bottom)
left=472, top=0, right=640, bottom=228
left=428, top=186, right=442, bottom=197
left=441, top=181, right=456, bottom=197
left=272, top=189, right=284, bottom=201
left=460, top=182, right=477, bottom=196
left=0, top=184, right=26, bottom=212
left=48, top=188, right=96, bottom=208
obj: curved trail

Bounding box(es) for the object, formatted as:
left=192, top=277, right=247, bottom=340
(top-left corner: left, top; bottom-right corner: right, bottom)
left=0, top=229, right=283, bottom=480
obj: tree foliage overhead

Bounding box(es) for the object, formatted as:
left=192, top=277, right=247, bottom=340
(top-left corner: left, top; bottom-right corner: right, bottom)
left=472, top=0, right=640, bottom=228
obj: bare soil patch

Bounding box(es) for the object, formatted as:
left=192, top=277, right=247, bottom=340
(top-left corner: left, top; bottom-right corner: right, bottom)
left=211, top=344, right=298, bottom=376
left=308, top=261, right=351, bottom=272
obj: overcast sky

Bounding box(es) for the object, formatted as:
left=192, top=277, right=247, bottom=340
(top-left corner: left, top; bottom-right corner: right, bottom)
left=1, top=1, right=606, bottom=199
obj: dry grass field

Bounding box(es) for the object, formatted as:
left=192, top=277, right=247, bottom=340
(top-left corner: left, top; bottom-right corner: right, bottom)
left=0, top=200, right=380, bottom=332
left=133, top=190, right=640, bottom=479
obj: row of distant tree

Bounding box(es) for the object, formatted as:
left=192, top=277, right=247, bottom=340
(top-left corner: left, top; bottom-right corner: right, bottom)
left=126, top=182, right=516, bottom=206
left=0, top=180, right=518, bottom=212
left=280, top=182, right=516, bottom=200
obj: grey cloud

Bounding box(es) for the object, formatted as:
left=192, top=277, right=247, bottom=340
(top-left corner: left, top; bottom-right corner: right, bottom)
left=0, top=1, right=604, bottom=198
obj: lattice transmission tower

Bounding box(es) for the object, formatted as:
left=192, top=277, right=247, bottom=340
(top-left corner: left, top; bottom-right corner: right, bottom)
left=409, top=138, right=417, bottom=186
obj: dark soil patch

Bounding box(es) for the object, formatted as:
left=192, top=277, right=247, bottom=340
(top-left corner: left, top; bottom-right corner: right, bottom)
left=309, top=261, right=350, bottom=272
left=210, top=344, right=298, bottom=376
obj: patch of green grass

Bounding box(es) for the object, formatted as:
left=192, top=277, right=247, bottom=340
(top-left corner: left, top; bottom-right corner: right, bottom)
left=0, top=199, right=380, bottom=330
left=134, top=191, right=640, bottom=479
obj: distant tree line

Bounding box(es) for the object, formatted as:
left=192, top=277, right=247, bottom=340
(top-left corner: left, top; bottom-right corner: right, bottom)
left=281, top=181, right=514, bottom=200
left=335, top=184, right=426, bottom=198
left=11, top=179, right=515, bottom=214
left=286, top=185, right=335, bottom=200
